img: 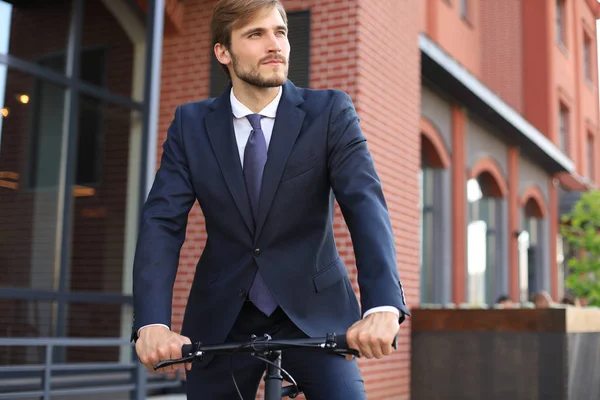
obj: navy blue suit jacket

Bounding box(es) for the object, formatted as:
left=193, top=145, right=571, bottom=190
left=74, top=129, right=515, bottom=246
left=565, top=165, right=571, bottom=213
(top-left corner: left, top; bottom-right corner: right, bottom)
left=132, top=80, right=409, bottom=365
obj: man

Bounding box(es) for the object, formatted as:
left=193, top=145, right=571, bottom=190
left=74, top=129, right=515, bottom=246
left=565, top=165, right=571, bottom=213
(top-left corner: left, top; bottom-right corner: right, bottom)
left=495, top=295, right=515, bottom=308
left=531, top=291, right=553, bottom=308
left=132, top=0, right=410, bottom=398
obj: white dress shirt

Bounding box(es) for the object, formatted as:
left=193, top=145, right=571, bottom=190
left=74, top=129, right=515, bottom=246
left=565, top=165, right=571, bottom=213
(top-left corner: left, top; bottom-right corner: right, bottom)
left=138, top=87, right=399, bottom=336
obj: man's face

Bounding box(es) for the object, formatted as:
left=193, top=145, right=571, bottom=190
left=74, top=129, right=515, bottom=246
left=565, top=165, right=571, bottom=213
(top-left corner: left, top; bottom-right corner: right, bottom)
left=500, top=299, right=514, bottom=309
left=220, top=7, right=290, bottom=87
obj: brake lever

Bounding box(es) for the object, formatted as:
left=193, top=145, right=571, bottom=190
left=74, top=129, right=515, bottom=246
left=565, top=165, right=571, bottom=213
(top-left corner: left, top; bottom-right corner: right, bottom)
left=330, top=348, right=360, bottom=357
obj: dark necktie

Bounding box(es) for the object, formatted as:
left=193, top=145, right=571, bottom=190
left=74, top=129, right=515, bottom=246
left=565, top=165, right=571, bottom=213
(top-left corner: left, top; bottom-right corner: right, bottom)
left=243, top=113, right=278, bottom=316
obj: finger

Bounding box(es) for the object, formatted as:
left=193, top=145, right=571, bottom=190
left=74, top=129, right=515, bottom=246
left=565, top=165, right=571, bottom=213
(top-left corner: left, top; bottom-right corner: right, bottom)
left=370, top=338, right=384, bottom=359
left=360, top=346, right=374, bottom=359
left=345, top=329, right=356, bottom=350
left=146, top=363, right=157, bottom=373
left=185, top=362, right=192, bottom=371
left=382, top=343, right=393, bottom=356
left=144, top=355, right=159, bottom=372
left=148, top=358, right=163, bottom=373
left=357, top=333, right=374, bottom=359
left=382, top=334, right=395, bottom=356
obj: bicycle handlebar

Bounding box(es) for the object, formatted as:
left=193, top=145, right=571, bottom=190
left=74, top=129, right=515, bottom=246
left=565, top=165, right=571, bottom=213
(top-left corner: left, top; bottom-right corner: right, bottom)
left=153, top=332, right=398, bottom=371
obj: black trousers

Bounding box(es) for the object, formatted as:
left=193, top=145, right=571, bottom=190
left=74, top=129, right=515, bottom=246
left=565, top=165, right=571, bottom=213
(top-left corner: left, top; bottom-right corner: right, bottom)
left=185, top=300, right=366, bottom=399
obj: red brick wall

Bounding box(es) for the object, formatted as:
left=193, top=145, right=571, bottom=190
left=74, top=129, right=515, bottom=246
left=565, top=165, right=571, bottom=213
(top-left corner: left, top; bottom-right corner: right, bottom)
left=160, top=0, right=419, bottom=398
left=480, top=0, right=524, bottom=114
left=354, top=1, right=420, bottom=398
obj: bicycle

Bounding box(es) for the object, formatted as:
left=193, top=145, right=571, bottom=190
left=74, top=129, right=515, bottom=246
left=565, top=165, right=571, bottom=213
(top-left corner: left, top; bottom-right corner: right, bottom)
left=154, top=332, right=398, bottom=399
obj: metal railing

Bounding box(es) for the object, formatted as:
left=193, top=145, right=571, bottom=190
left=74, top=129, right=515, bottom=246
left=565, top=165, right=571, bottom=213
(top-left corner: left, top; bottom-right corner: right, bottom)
left=0, top=338, right=183, bottom=400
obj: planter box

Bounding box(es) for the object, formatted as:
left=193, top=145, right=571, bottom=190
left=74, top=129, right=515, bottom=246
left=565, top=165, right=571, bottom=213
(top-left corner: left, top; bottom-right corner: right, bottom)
left=411, top=307, right=600, bottom=400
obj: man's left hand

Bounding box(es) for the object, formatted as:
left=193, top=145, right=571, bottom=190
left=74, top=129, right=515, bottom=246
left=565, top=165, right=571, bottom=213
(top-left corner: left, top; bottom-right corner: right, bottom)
left=345, top=311, right=399, bottom=360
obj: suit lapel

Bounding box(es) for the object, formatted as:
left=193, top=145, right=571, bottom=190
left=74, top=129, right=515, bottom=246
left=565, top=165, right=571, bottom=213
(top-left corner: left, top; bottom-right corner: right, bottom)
left=205, top=86, right=255, bottom=235
left=254, top=81, right=306, bottom=239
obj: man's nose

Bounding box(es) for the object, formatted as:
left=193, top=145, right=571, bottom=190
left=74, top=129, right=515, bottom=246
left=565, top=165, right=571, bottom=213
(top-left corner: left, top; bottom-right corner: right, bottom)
left=267, top=33, right=282, bottom=52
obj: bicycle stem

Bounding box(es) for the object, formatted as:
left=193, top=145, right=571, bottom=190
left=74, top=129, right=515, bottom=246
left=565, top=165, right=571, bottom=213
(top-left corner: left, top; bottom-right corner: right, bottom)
left=264, top=350, right=284, bottom=400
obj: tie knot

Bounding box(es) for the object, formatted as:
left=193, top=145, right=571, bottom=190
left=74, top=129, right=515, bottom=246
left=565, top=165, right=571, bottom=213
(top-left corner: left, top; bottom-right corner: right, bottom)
left=246, top=114, right=263, bottom=131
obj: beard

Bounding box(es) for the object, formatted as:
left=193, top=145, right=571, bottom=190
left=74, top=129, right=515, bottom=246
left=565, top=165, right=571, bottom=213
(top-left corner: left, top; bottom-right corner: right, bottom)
left=230, top=51, right=289, bottom=88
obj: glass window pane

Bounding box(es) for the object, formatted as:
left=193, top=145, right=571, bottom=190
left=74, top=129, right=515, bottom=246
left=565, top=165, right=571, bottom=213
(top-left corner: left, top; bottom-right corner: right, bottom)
left=518, top=230, right=530, bottom=302
left=420, top=167, right=436, bottom=303
left=423, top=168, right=434, bottom=206
left=64, top=303, right=132, bottom=363
left=468, top=220, right=487, bottom=305
left=68, top=99, right=141, bottom=295
left=0, top=0, right=71, bottom=75
left=0, top=300, right=56, bottom=365
left=460, top=0, right=468, bottom=19
left=81, top=0, right=142, bottom=100
left=487, top=198, right=496, bottom=228
left=584, top=34, right=591, bottom=80
left=528, top=216, right=538, bottom=245
left=486, top=229, right=496, bottom=304
left=0, top=68, right=67, bottom=290
left=421, top=210, right=434, bottom=303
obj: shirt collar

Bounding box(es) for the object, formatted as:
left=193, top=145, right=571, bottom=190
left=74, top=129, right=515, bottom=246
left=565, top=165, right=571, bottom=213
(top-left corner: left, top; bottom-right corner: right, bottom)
left=230, top=86, right=282, bottom=119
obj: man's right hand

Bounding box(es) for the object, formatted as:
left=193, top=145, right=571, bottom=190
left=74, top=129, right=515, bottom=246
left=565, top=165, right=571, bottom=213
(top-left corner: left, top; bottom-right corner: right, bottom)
left=135, top=325, right=192, bottom=373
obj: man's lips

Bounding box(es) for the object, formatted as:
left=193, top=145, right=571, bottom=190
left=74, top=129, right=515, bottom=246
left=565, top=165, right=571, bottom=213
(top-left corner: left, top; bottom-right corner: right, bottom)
left=262, top=58, right=285, bottom=65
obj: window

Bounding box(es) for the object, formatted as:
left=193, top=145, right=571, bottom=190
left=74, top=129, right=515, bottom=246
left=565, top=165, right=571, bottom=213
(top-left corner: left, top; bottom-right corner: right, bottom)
left=419, top=132, right=450, bottom=304
left=467, top=173, right=505, bottom=306
left=460, top=0, right=468, bottom=21
left=587, top=134, right=594, bottom=180
left=29, top=48, right=105, bottom=189
left=583, top=32, right=592, bottom=82
left=559, top=103, right=569, bottom=154
left=522, top=203, right=543, bottom=299
left=0, top=0, right=153, bottom=366
left=556, top=0, right=566, bottom=47
left=210, top=10, right=311, bottom=97
left=420, top=167, right=435, bottom=303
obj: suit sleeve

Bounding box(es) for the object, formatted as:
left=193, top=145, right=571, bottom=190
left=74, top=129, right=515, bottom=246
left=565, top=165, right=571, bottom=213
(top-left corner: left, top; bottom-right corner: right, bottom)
left=326, top=91, right=410, bottom=321
left=131, top=106, right=196, bottom=339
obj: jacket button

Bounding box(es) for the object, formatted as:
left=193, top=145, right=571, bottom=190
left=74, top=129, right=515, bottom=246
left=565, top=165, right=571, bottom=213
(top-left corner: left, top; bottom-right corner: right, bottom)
left=253, top=248, right=261, bottom=256
left=238, top=289, right=246, bottom=297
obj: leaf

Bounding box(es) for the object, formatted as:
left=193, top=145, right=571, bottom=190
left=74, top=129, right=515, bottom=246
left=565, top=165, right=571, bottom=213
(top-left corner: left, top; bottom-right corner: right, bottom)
left=561, top=190, right=600, bottom=307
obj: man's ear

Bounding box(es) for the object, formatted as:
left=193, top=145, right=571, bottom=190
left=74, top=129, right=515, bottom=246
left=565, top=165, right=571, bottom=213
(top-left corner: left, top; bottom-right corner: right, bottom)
left=214, top=43, right=231, bottom=66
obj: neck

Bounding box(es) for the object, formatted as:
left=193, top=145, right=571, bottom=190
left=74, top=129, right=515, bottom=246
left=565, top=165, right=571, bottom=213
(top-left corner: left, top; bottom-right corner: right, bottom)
left=231, top=79, right=280, bottom=113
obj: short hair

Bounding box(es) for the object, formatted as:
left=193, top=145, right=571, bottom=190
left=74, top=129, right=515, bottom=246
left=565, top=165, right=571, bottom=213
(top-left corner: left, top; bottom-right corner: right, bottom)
left=496, top=295, right=511, bottom=304
left=561, top=295, right=575, bottom=305
left=210, top=0, right=288, bottom=78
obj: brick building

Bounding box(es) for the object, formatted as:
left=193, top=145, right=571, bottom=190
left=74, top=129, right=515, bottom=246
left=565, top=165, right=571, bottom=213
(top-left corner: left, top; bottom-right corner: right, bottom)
left=0, top=0, right=598, bottom=399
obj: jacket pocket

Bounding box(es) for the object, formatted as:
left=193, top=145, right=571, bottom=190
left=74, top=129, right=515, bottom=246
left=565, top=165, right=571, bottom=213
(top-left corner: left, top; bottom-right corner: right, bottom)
left=313, top=257, right=347, bottom=292
left=281, top=155, right=317, bottom=182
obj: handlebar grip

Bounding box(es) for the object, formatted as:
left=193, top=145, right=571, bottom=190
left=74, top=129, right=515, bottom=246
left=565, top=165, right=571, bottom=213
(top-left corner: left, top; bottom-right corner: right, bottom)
left=182, top=343, right=194, bottom=356
left=335, top=334, right=398, bottom=349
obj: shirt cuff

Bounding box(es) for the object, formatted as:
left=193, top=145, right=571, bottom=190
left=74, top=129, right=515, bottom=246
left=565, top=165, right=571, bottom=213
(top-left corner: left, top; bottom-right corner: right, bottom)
left=137, top=323, right=170, bottom=336
left=362, top=306, right=400, bottom=319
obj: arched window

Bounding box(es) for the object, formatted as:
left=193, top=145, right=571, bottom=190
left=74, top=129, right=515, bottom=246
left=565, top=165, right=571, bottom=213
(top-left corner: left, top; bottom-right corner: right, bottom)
left=467, top=158, right=508, bottom=305
left=420, top=118, right=450, bottom=304
left=519, top=187, right=548, bottom=301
